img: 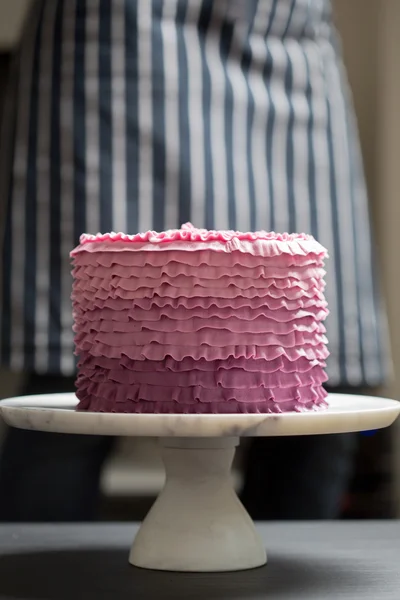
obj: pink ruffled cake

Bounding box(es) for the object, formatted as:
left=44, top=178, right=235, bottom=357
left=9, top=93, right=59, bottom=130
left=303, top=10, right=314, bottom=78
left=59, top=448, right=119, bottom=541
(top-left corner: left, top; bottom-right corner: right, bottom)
left=71, top=223, right=329, bottom=414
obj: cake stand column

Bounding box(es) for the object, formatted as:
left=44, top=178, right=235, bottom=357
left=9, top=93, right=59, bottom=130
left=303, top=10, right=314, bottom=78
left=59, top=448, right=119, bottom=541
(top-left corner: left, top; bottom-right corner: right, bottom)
left=129, top=436, right=267, bottom=572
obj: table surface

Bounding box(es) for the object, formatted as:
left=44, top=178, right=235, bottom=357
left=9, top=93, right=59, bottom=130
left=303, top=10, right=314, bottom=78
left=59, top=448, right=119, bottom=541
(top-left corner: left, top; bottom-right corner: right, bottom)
left=0, top=522, right=398, bottom=600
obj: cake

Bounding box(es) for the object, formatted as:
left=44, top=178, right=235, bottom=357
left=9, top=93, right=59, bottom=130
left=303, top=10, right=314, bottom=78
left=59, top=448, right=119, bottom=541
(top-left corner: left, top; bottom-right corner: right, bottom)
left=71, top=223, right=329, bottom=414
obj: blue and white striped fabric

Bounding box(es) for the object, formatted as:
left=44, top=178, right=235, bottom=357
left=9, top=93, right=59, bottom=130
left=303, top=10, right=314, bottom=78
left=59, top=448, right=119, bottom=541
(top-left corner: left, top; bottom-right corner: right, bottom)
left=0, top=0, right=390, bottom=385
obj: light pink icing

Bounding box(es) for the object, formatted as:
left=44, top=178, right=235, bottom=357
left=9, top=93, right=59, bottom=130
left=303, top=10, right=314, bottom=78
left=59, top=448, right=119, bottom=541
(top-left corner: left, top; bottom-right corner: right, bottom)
left=71, top=223, right=329, bottom=414
left=73, top=272, right=325, bottom=292
left=72, top=294, right=328, bottom=312
left=74, top=329, right=328, bottom=349
left=73, top=305, right=328, bottom=323
left=74, top=316, right=326, bottom=335
left=72, top=284, right=325, bottom=301
left=75, top=223, right=326, bottom=248
left=72, top=263, right=326, bottom=281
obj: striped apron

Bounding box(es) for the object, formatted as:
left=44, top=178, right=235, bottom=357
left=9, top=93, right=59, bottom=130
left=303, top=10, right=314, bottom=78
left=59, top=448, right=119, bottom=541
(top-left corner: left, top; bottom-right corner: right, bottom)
left=0, top=0, right=390, bottom=386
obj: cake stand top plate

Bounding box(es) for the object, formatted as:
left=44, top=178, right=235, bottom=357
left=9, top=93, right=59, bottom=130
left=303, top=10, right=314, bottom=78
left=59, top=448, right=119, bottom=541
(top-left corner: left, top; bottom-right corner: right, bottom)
left=0, top=393, right=399, bottom=438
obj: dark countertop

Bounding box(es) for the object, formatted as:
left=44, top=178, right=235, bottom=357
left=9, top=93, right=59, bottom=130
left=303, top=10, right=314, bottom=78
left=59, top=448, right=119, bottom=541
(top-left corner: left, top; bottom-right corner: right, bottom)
left=0, top=522, right=398, bottom=599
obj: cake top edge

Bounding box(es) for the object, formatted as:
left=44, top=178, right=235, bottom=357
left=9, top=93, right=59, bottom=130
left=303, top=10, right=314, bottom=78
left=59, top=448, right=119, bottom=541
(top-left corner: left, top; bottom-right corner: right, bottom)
left=73, top=223, right=327, bottom=251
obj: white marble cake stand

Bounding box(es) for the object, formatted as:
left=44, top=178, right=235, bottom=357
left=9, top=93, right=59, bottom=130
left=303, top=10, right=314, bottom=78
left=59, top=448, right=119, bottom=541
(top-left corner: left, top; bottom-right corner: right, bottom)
left=1, top=392, right=399, bottom=573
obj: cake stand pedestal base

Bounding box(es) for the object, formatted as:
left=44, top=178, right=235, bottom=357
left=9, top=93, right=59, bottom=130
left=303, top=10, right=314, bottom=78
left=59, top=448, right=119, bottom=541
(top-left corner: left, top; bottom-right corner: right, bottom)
left=2, top=393, right=399, bottom=572
left=129, top=437, right=266, bottom=572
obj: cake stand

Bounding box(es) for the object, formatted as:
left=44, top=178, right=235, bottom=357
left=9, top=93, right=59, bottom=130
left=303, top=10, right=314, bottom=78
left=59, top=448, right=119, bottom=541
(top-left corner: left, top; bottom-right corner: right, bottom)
left=1, top=393, right=399, bottom=573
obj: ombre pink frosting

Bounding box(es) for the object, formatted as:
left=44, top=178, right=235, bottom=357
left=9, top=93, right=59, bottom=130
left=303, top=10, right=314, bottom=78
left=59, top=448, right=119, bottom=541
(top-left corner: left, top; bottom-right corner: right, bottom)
left=71, top=223, right=329, bottom=414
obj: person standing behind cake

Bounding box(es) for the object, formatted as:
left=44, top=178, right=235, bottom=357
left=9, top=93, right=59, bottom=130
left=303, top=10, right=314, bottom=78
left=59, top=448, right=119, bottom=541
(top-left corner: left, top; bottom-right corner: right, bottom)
left=0, top=0, right=390, bottom=521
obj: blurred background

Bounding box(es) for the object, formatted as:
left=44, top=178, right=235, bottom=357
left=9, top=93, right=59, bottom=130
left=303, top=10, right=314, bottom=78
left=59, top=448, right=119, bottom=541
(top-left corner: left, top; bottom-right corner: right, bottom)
left=0, top=0, right=399, bottom=520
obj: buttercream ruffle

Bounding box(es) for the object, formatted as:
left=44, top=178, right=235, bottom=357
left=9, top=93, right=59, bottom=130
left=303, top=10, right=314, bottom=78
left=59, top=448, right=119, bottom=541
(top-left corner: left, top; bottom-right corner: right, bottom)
left=77, top=364, right=328, bottom=389
left=72, top=262, right=326, bottom=281
left=77, top=379, right=328, bottom=405
left=73, top=305, right=329, bottom=323
left=74, top=329, right=328, bottom=351
left=72, top=273, right=325, bottom=292
left=77, top=396, right=328, bottom=414
left=71, top=223, right=329, bottom=414
left=72, top=248, right=325, bottom=269
left=74, top=316, right=326, bottom=335
left=72, top=284, right=325, bottom=301
left=72, top=294, right=328, bottom=312
left=72, top=224, right=328, bottom=260
left=76, top=341, right=330, bottom=362
left=77, top=354, right=326, bottom=373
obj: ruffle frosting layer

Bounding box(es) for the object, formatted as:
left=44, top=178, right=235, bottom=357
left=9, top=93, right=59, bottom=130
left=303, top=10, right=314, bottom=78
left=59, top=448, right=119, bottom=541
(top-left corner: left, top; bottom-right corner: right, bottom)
left=74, top=329, right=328, bottom=350
left=74, top=316, right=326, bottom=335
left=74, top=225, right=324, bottom=247
left=77, top=396, right=328, bottom=414
left=77, top=354, right=326, bottom=373
left=72, top=224, right=329, bottom=415
left=72, top=263, right=326, bottom=281
left=72, top=228, right=328, bottom=261
left=77, top=365, right=328, bottom=389
left=72, top=249, right=325, bottom=269
left=76, top=341, right=330, bottom=362
left=72, top=284, right=325, bottom=301
left=74, top=275, right=325, bottom=296
left=72, top=273, right=325, bottom=293
left=73, top=305, right=329, bottom=323
left=76, top=379, right=328, bottom=405
left=72, top=294, right=328, bottom=312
